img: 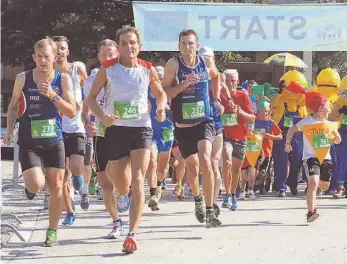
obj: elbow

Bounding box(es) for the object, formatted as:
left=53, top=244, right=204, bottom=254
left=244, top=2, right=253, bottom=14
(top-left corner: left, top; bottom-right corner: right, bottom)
left=66, top=108, right=77, bottom=119
left=277, top=134, right=283, bottom=141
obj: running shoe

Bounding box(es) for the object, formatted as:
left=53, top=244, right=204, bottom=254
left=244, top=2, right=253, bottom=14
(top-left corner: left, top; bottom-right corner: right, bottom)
left=107, top=220, right=124, bottom=239
left=248, top=189, right=256, bottom=199
left=122, top=233, right=137, bottom=254
left=62, top=212, right=75, bottom=226
left=148, top=195, right=159, bottom=208
left=231, top=195, right=238, bottom=211
left=72, top=174, right=84, bottom=192
left=80, top=193, right=90, bottom=211
left=239, top=192, right=246, bottom=200
left=25, top=187, right=36, bottom=200
left=194, top=200, right=206, bottom=223
left=213, top=203, right=220, bottom=218
left=206, top=211, right=222, bottom=228
left=117, top=194, right=131, bottom=213
left=306, top=209, right=320, bottom=223
left=222, top=194, right=232, bottom=208
left=43, top=229, right=58, bottom=247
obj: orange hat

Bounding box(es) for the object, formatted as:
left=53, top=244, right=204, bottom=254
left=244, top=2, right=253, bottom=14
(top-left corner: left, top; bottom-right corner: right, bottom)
left=305, top=92, right=327, bottom=113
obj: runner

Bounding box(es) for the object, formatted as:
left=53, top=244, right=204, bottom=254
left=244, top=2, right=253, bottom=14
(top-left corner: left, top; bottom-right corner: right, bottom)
left=162, top=29, right=223, bottom=228
left=3, top=38, right=76, bottom=246
left=329, top=75, right=347, bottom=198
left=285, top=92, right=341, bottom=222
left=221, top=69, right=255, bottom=211
left=86, top=25, right=167, bottom=253
left=252, top=100, right=282, bottom=195
left=146, top=66, right=174, bottom=210
left=198, top=46, right=224, bottom=214
left=83, top=39, right=127, bottom=238
left=52, top=36, right=88, bottom=225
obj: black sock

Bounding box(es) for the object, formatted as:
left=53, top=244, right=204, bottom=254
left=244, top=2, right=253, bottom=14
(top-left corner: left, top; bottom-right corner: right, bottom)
left=194, top=193, right=203, bottom=202
left=114, top=218, right=122, bottom=224
left=150, top=188, right=157, bottom=197
left=157, top=181, right=162, bottom=187
left=206, top=206, right=213, bottom=214
left=231, top=193, right=235, bottom=197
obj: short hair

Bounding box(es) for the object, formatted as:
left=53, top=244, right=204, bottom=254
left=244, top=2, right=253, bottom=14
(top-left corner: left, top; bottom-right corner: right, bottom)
left=98, top=39, right=118, bottom=53
left=51, top=36, right=69, bottom=43
left=116, top=25, right=141, bottom=45
left=34, top=39, right=57, bottom=54
left=179, top=29, right=199, bottom=43
left=223, top=69, right=239, bottom=79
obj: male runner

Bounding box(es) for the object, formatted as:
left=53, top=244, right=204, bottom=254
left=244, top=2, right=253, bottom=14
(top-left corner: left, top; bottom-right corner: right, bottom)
left=162, top=29, right=223, bottom=228
left=83, top=39, right=127, bottom=238
left=221, top=69, right=255, bottom=211
left=52, top=36, right=88, bottom=225
left=86, top=25, right=167, bottom=253
left=4, top=38, right=76, bottom=246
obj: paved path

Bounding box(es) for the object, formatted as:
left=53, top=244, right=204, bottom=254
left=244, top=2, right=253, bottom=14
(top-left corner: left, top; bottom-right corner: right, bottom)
left=1, top=183, right=347, bottom=264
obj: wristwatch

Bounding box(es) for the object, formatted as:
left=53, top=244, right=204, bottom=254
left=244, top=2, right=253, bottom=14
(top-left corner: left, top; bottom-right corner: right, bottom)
left=51, top=95, right=60, bottom=103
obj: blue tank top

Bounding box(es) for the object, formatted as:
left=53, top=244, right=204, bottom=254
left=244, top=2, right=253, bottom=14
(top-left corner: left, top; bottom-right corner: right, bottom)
left=148, top=89, right=173, bottom=130
left=208, top=80, right=223, bottom=129
left=18, top=70, right=63, bottom=144
left=171, top=55, right=212, bottom=124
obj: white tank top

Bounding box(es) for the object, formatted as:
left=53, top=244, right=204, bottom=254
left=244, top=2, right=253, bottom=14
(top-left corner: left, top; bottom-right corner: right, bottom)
left=62, top=62, right=85, bottom=133
left=103, top=58, right=152, bottom=128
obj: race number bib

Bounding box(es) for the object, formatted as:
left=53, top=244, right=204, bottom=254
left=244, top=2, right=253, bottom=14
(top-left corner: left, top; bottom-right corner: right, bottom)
left=284, top=116, right=293, bottom=128
left=342, top=115, right=347, bottom=125
left=162, top=127, right=174, bottom=142
left=114, top=101, right=139, bottom=120
left=246, top=141, right=260, bottom=152
left=182, top=101, right=205, bottom=120
left=312, top=134, right=331, bottom=149
left=99, top=122, right=107, bottom=137
left=253, top=128, right=265, bottom=134
left=31, top=119, right=57, bottom=139
left=221, top=113, right=238, bottom=127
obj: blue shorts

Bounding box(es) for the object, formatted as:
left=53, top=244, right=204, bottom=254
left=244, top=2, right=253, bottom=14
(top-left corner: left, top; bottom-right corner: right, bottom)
left=152, top=127, right=174, bottom=153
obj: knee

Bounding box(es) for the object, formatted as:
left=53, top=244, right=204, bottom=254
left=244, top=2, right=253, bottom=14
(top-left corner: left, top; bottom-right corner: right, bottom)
left=26, top=180, right=45, bottom=193
left=98, top=179, right=114, bottom=194
left=48, top=178, right=64, bottom=197
left=70, top=163, right=84, bottom=175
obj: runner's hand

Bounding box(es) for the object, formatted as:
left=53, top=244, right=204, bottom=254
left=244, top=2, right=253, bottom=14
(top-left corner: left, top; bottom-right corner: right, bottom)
left=156, top=107, right=166, bottom=122
left=262, top=132, right=272, bottom=139
left=86, top=122, right=97, bottom=137
left=285, top=143, right=292, bottom=153
left=183, top=73, right=200, bottom=88
left=76, top=101, right=83, bottom=111
left=215, top=100, right=224, bottom=115
left=101, top=113, right=118, bottom=127
left=2, top=133, right=13, bottom=145
left=38, top=80, right=56, bottom=100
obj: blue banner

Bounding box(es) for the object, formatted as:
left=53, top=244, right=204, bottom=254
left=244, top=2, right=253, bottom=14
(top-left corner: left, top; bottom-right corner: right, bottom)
left=133, top=2, right=347, bottom=51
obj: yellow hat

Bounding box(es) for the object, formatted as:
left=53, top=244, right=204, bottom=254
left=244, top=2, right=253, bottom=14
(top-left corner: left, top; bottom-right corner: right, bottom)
left=280, top=70, right=307, bottom=89
left=316, top=68, right=340, bottom=88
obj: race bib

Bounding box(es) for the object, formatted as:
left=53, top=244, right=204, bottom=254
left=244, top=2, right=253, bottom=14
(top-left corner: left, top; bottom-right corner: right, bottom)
left=253, top=128, right=265, bottom=134
left=342, top=115, right=347, bottom=125
left=182, top=101, right=205, bottom=120
left=99, top=121, right=107, bottom=137
left=312, top=134, right=331, bottom=149
left=221, top=113, right=238, bottom=127
left=284, top=116, right=293, bottom=128
left=162, top=127, right=174, bottom=142
left=31, top=119, right=57, bottom=139
left=246, top=141, right=260, bottom=152
left=114, top=101, right=139, bottom=120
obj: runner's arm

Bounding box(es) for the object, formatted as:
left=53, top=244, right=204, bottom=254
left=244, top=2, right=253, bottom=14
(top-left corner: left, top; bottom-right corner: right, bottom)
left=6, top=73, right=25, bottom=136
left=82, top=78, right=92, bottom=125
left=150, top=66, right=167, bottom=111
left=77, top=62, right=88, bottom=88
left=204, top=56, right=221, bottom=101
left=332, top=129, right=341, bottom=144
left=285, top=125, right=299, bottom=146
left=59, top=73, right=77, bottom=118
left=162, top=58, right=187, bottom=99
left=328, top=102, right=341, bottom=121
left=237, top=94, right=255, bottom=122
left=85, top=67, right=107, bottom=120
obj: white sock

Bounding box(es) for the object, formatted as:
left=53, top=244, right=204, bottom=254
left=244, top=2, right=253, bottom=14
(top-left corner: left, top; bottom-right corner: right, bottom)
left=82, top=183, right=89, bottom=194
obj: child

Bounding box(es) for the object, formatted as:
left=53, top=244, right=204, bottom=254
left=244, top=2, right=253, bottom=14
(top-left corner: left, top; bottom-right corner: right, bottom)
left=285, top=92, right=341, bottom=222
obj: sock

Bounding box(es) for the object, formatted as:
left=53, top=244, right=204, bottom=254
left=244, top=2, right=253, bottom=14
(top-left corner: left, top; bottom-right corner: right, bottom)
left=206, top=206, right=213, bottom=214
left=150, top=188, right=157, bottom=197
left=194, top=193, right=203, bottom=202
left=114, top=218, right=122, bottom=224
left=231, top=193, right=235, bottom=197
left=82, top=183, right=89, bottom=194
left=157, top=181, right=162, bottom=187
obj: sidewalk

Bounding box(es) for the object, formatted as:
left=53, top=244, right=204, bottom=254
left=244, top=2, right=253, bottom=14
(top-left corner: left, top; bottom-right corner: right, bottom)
left=1, top=183, right=347, bottom=264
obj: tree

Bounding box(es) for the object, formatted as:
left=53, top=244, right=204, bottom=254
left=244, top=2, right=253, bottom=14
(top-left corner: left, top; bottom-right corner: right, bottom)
left=1, top=0, right=251, bottom=70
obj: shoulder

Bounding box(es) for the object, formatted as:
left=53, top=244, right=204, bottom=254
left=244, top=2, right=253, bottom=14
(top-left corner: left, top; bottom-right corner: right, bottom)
left=15, top=71, right=26, bottom=82
left=137, top=58, right=152, bottom=70
left=61, top=72, right=72, bottom=83
left=102, top=58, right=119, bottom=69
left=165, top=58, right=178, bottom=69
left=74, top=61, right=87, bottom=73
